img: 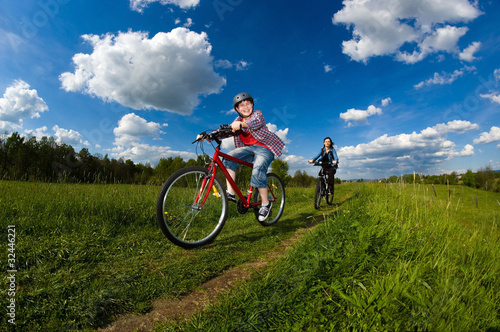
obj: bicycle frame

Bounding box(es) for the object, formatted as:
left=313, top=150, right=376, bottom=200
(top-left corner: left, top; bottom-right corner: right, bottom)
left=195, top=146, right=276, bottom=210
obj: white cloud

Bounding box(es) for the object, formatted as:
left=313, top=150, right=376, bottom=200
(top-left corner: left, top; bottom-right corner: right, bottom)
left=24, top=126, right=49, bottom=139
left=338, top=120, right=479, bottom=178
left=111, top=113, right=192, bottom=163
left=111, top=143, right=196, bottom=164
left=479, top=69, right=500, bottom=104
left=60, top=28, right=226, bottom=115
left=113, top=113, right=166, bottom=146
left=0, top=29, right=25, bottom=53
left=381, top=97, right=392, bottom=107
left=433, top=120, right=479, bottom=134
left=480, top=92, right=500, bottom=104
left=459, top=41, right=481, bottom=62
left=340, top=105, right=382, bottom=126
left=52, top=125, right=90, bottom=147
left=324, top=64, right=334, bottom=73
left=0, top=80, right=48, bottom=132
left=183, top=18, right=194, bottom=28
left=479, top=68, right=500, bottom=104
left=333, top=0, right=482, bottom=63
left=223, top=108, right=237, bottom=115
left=494, top=69, right=500, bottom=81
left=267, top=123, right=291, bottom=154
left=414, top=66, right=475, bottom=89
left=473, top=126, right=500, bottom=145
left=458, top=144, right=474, bottom=156
left=214, top=59, right=250, bottom=71
left=221, top=137, right=235, bottom=151
left=129, top=0, right=199, bottom=13
left=281, top=154, right=311, bottom=175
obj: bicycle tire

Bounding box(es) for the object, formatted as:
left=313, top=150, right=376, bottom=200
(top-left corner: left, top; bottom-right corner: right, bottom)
left=253, top=173, right=286, bottom=226
left=326, top=179, right=334, bottom=205
left=156, top=166, right=228, bottom=249
left=314, top=177, right=322, bottom=209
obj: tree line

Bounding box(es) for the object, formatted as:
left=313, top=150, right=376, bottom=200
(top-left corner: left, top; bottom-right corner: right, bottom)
left=1, top=132, right=497, bottom=191
left=0, top=132, right=302, bottom=186
left=381, top=167, right=500, bottom=192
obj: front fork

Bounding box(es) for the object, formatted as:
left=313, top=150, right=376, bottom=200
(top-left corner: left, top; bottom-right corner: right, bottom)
left=193, top=163, right=218, bottom=209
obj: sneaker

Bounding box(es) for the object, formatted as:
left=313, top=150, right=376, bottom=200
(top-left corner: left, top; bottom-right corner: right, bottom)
left=258, top=202, right=272, bottom=222
left=226, top=191, right=236, bottom=203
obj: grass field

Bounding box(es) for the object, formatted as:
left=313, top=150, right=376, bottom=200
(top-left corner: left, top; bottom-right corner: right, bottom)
left=1, top=180, right=499, bottom=331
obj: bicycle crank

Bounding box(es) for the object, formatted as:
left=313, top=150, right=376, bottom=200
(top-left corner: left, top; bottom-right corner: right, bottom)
left=237, top=198, right=249, bottom=214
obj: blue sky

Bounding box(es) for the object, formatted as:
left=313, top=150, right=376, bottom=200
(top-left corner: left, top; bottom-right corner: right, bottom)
left=1, top=0, right=499, bottom=180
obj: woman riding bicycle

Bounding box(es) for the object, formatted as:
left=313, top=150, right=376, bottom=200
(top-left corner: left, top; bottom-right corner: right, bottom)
left=224, top=92, right=285, bottom=222
left=308, top=137, right=339, bottom=195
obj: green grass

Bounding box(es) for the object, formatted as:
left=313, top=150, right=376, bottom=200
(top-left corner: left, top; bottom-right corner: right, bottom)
left=154, top=182, right=500, bottom=332
left=0, top=180, right=354, bottom=331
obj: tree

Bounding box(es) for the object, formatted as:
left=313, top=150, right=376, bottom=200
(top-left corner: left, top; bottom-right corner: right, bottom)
left=289, top=170, right=315, bottom=187
left=271, top=159, right=291, bottom=187
left=476, top=166, right=496, bottom=191
left=461, top=169, right=477, bottom=188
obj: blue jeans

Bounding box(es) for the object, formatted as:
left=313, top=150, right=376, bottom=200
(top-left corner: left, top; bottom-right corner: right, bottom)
left=223, top=145, right=274, bottom=188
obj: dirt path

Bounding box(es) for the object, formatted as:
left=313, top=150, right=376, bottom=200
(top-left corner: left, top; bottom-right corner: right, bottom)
left=100, top=219, right=322, bottom=332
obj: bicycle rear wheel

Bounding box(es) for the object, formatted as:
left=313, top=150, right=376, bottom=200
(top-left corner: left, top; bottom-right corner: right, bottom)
left=314, top=177, right=322, bottom=209
left=253, top=173, right=285, bottom=226
left=156, top=166, right=228, bottom=249
left=326, top=179, right=334, bottom=205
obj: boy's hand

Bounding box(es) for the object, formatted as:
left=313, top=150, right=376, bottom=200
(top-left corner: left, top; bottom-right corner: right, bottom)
left=231, top=121, right=244, bottom=132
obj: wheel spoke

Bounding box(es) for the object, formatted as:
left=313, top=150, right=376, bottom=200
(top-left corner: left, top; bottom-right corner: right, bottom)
left=156, top=167, right=227, bottom=248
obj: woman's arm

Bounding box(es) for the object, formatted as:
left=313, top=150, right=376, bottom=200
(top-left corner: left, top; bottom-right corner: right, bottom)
left=330, top=149, right=339, bottom=166
left=309, top=151, right=322, bottom=163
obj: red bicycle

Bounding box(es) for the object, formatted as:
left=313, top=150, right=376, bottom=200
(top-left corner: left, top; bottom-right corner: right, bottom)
left=156, top=125, right=286, bottom=249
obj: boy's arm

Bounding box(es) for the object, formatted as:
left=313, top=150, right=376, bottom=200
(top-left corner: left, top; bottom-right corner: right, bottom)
left=242, top=110, right=265, bottom=131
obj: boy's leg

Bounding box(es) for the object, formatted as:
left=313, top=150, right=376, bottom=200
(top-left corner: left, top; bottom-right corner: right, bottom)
left=258, top=186, right=272, bottom=221
left=250, top=146, right=274, bottom=208
left=222, top=146, right=253, bottom=197
left=226, top=169, right=236, bottom=194
left=258, top=187, right=269, bottom=206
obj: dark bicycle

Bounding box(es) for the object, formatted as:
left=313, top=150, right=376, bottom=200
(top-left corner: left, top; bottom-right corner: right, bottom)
left=156, top=125, right=286, bottom=249
left=311, top=161, right=334, bottom=209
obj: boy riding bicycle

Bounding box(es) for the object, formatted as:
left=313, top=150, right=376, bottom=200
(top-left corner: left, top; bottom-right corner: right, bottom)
left=224, top=92, right=285, bottom=222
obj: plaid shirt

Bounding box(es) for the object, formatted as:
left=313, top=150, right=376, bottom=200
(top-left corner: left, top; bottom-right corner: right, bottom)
left=233, top=110, right=285, bottom=157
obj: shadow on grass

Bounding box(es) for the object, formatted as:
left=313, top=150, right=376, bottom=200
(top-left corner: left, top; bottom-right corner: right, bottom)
left=214, top=208, right=338, bottom=249
left=213, top=189, right=357, bottom=249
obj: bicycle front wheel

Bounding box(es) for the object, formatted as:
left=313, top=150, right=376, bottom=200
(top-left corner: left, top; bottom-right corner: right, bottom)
left=156, top=166, right=228, bottom=249
left=253, top=173, right=285, bottom=226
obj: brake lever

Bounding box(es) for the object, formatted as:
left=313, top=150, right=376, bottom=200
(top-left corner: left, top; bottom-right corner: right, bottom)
left=192, top=131, right=207, bottom=144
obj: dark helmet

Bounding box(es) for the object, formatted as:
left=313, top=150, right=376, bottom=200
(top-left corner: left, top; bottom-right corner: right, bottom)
left=233, top=92, right=254, bottom=110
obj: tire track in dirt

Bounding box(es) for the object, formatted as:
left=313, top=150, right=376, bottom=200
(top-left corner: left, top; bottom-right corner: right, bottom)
left=100, top=216, right=325, bottom=332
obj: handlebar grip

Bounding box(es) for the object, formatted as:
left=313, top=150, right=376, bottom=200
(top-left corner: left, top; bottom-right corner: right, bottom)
left=192, top=131, right=207, bottom=144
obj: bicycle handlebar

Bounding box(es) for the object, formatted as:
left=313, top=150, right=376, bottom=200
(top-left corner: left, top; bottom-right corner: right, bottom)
left=193, top=124, right=235, bottom=144
left=309, top=161, right=338, bottom=166
left=310, top=161, right=328, bottom=166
